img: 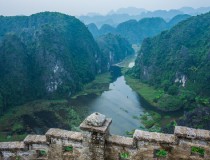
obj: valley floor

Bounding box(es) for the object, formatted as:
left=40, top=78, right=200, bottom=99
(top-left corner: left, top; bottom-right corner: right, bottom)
left=0, top=72, right=112, bottom=142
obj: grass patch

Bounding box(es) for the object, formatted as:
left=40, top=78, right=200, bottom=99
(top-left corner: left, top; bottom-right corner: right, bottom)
left=191, top=146, right=205, bottom=156
left=124, top=75, right=182, bottom=111
left=125, top=129, right=135, bottom=137
left=124, top=75, right=164, bottom=108
left=120, top=152, right=129, bottom=159
left=38, top=150, right=47, bottom=157
left=64, top=146, right=73, bottom=152
left=72, top=72, right=112, bottom=98
left=139, top=111, right=162, bottom=132
left=155, top=149, right=168, bottom=158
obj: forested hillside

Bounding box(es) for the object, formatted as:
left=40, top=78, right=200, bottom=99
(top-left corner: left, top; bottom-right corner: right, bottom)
left=0, top=12, right=135, bottom=115
left=131, top=12, right=210, bottom=112
left=0, top=12, right=103, bottom=114
left=87, top=14, right=191, bottom=44
left=96, top=33, right=134, bottom=69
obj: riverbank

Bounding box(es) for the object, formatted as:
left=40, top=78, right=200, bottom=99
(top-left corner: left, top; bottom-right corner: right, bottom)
left=124, top=73, right=184, bottom=112
left=72, top=72, right=112, bottom=99
left=122, top=74, right=183, bottom=133
left=124, top=75, right=163, bottom=108
left=0, top=72, right=113, bottom=142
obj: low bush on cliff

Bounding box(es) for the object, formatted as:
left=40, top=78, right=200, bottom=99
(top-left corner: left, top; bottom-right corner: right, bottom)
left=155, top=149, right=168, bottom=158
left=191, top=146, right=205, bottom=156
left=120, top=152, right=129, bottom=159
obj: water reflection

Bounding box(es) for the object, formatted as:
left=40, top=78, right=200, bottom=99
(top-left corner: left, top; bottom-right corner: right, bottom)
left=86, top=76, right=145, bottom=135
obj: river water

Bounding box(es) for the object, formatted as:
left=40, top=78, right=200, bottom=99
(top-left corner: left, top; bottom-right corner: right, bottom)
left=87, top=76, right=145, bottom=135
left=69, top=60, right=183, bottom=136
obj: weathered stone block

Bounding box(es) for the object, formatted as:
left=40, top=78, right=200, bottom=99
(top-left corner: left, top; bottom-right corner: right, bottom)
left=46, top=128, right=83, bottom=142
left=106, top=135, right=135, bottom=148
left=0, top=142, right=26, bottom=151
left=133, top=130, right=176, bottom=144
left=24, top=135, right=47, bottom=145
left=80, top=118, right=112, bottom=134
left=174, top=126, right=210, bottom=140
left=85, top=112, right=106, bottom=127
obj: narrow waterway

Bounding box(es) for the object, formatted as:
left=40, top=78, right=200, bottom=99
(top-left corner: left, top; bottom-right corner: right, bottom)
left=69, top=64, right=183, bottom=136
left=87, top=75, right=145, bottom=135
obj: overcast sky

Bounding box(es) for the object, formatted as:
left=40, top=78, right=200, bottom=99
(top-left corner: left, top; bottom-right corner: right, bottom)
left=0, top=0, right=210, bottom=16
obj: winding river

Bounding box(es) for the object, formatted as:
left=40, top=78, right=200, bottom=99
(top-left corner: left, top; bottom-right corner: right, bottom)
left=87, top=75, right=145, bottom=135
left=69, top=64, right=183, bottom=136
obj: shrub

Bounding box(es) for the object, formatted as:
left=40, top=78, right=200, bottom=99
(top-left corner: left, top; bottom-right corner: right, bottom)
left=39, top=150, right=47, bottom=157
left=156, top=149, right=168, bottom=157
left=191, top=146, right=205, bottom=156
left=158, top=95, right=182, bottom=111
left=120, top=152, right=129, bottom=159
left=64, top=146, right=73, bottom=152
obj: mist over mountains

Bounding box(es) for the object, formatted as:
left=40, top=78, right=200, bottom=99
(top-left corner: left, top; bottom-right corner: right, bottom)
left=79, top=6, right=210, bottom=27
left=87, top=14, right=191, bottom=44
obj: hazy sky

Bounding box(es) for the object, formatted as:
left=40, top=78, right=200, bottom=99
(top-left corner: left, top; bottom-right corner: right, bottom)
left=0, top=0, right=210, bottom=16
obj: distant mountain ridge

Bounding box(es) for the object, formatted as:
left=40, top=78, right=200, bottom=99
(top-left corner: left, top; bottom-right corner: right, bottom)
left=87, top=14, right=191, bottom=44
left=79, top=6, right=210, bottom=27
left=108, top=7, right=147, bottom=15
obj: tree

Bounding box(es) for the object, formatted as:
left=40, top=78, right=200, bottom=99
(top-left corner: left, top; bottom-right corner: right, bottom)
left=0, top=93, right=3, bottom=115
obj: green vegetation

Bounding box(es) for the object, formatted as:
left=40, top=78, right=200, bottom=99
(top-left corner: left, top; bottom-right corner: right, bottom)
left=0, top=100, right=85, bottom=142
left=72, top=72, right=112, bottom=98
left=125, top=73, right=184, bottom=111
left=125, top=130, right=135, bottom=137
left=120, top=152, right=129, bottom=159
left=15, top=156, right=21, bottom=160
left=0, top=134, right=27, bottom=142
left=88, top=14, right=190, bottom=44
left=64, top=146, right=73, bottom=152
left=125, top=74, right=163, bottom=106
left=39, top=150, right=47, bottom=157
left=191, top=146, right=205, bottom=156
left=0, top=12, right=134, bottom=121
left=129, top=12, right=210, bottom=113
left=96, top=33, right=134, bottom=66
left=140, top=112, right=161, bottom=132
left=0, top=12, right=106, bottom=114
left=156, top=149, right=168, bottom=158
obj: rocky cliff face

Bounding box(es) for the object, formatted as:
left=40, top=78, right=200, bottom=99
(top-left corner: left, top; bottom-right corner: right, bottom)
left=0, top=12, right=102, bottom=111
left=130, top=12, right=210, bottom=111
left=96, top=33, right=134, bottom=70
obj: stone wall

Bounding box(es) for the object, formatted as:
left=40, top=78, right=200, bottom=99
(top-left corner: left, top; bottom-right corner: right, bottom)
left=0, top=112, right=210, bottom=160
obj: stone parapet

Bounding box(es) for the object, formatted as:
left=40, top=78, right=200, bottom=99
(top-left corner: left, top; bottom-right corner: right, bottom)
left=0, top=113, right=210, bottom=160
